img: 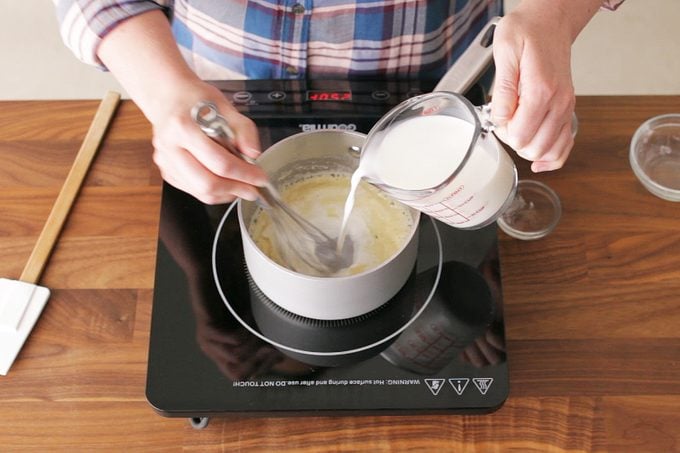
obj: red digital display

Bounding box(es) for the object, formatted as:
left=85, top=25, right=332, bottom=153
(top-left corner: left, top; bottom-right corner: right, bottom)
left=306, top=91, right=352, bottom=102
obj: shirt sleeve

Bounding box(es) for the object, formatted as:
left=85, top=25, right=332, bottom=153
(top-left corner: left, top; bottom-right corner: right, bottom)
left=601, top=0, right=625, bottom=11
left=53, top=0, right=170, bottom=70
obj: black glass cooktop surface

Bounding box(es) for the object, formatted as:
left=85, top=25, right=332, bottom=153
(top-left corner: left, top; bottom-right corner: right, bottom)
left=145, top=80, right=508, bottom=420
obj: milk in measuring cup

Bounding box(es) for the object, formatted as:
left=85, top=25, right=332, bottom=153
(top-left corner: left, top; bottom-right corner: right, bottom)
left=343, top=114, right=516, bottom=232
left=366, top=115, right=473, bottom=190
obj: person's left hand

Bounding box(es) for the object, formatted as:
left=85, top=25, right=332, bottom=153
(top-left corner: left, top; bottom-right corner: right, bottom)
left=490, top=1, right=599, bottom=172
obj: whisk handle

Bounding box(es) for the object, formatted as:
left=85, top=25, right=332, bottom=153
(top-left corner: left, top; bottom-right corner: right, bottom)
left=191, top=101, right=256, bottom=164
left=192, top=101, right=279, bottom=211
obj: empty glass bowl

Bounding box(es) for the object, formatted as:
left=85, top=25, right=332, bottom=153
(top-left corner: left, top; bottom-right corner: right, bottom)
left=497, top=180, right=562, bottom=240
left=629, top=114, right=680, bottom=202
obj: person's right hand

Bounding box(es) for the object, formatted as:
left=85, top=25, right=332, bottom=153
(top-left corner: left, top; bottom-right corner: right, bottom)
left=147, top=79, right=268, bottom=204
left=96, top=10, right=267, bottom=204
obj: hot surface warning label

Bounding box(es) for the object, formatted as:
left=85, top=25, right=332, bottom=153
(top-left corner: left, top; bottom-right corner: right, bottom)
left=232, top=377, right=494, bottom=396
left=232, top=378, right=421, bottom=388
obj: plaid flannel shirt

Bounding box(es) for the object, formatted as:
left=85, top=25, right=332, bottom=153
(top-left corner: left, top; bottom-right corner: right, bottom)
left=53, top=0, right=624, bottom=81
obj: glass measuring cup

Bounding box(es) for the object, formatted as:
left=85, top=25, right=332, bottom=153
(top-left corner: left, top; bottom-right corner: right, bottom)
left=354, top=16, right=568, bottom=238
left=358, top=91, right=518, bottom=230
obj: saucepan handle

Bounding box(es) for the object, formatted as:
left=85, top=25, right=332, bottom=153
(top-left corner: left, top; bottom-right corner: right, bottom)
left=434, top=16, right=501, bottom=94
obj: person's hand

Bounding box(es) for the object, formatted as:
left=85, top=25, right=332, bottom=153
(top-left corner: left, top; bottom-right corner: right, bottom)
left=491, top=0, right=600, bottom=172
left=96, top=10, right=268, bottom=204
left=459, top=328, right=505, bottom=368
left=196, top=323, right=284, bottom=380
left=147, top=79, right=267, bottom=204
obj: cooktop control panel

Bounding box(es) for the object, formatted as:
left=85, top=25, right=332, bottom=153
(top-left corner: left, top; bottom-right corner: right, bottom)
left=208, top=79, right=438, bottom=118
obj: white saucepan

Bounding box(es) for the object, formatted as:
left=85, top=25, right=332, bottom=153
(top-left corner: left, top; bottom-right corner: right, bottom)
left=237, top=130, right=420, bottom=320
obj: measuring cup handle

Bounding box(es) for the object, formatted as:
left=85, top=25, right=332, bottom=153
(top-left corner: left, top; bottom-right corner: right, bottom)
left=434, top=16, right=500, bottom=95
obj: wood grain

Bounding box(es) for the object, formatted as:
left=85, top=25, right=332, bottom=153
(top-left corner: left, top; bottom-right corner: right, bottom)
left=602, top=396, right=680, bottom=453
left=19, top=92, right=120, bottom=283
left=0, top=96, right=679, bottom=451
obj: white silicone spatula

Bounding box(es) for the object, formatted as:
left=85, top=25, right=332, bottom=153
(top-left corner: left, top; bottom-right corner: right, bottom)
left=0, top=91, right=121, bottom=375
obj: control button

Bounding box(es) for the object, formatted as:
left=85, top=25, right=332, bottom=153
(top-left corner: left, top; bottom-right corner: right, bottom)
left=285, top=66, right=299, bottom=76
left=292, top=3, right=305, bottom=14
left=232, top=91, right=252, bottom=103
left=268, top=91, right=286, bottom=101
left=371, top=90, right=390, bottom=101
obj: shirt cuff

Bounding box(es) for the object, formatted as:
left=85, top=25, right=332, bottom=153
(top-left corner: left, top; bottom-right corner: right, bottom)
left=56, top=1, right=166, bottom=70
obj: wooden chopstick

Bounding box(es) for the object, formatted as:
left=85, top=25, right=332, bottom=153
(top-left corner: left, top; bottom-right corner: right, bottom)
left=19, top=91, right=121, bottom=284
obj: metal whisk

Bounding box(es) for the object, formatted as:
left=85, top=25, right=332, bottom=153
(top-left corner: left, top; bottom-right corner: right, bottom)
left=191, top=101, right=353, bottom=276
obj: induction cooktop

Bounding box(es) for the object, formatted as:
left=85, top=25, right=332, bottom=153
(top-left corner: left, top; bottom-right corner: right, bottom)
left=146, top=80, right=509, bottom=429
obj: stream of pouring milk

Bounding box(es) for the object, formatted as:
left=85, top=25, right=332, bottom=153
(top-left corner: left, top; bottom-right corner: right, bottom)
left=337, top=115, right=475, bottom=250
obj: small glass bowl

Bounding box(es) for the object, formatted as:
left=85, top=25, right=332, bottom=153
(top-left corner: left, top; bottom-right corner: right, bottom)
left=497, top=180, right=562, bottom=240
left=629, top=114, right=680, bottom=202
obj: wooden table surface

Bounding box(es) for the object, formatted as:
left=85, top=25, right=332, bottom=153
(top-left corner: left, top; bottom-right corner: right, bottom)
left=1, top=96, right=679, bottom=452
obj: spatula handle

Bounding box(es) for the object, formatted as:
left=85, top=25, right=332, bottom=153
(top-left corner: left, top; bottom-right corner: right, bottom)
left=19, top=91, right=121, bottom=284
